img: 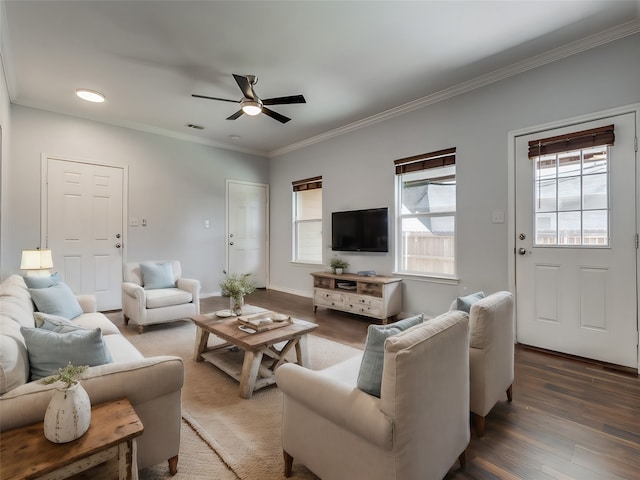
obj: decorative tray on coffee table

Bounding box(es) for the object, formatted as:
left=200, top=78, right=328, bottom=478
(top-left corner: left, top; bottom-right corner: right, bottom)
left=237, top=311, right=292, bottom=332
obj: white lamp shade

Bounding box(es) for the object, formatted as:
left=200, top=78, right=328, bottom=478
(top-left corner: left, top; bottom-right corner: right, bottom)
left=20, top=249, right=54, bottom=270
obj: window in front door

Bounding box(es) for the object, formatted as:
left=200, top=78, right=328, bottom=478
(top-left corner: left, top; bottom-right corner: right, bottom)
left=534, top=145, right=609, bottom=247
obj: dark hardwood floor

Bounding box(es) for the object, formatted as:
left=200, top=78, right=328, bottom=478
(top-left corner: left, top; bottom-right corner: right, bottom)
left=208, top=288, right=640, bottom=479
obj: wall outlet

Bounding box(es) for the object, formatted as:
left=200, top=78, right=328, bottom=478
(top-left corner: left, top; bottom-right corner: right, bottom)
left=204, top=220, right=210, bottom=229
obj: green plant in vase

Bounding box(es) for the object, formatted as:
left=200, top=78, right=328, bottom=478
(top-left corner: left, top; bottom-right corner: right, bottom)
left=220, top=272, right=256, bottom=315
left=329, top=255, right=349, bottom=274
left=42, top=362, right=88, bottom=388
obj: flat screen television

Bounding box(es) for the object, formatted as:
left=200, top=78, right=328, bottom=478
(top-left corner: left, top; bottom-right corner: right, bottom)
left=331, top=207, right=389, bottom=252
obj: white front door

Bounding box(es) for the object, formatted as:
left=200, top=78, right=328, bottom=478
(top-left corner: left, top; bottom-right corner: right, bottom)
left=46, top=158, right=125, bottom=310
left=514, top=112, right=638, bottom=369
left=226, top=180, right=269, bottom=288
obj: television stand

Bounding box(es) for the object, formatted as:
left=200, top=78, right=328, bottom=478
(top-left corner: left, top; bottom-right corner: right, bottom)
left=311, top=272, right=402, bottom=324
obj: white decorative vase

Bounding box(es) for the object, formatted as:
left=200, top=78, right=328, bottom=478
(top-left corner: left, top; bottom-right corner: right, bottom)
left=335, top=268, right=343, bottom=275
left=44, top=382, right=91, bottom=443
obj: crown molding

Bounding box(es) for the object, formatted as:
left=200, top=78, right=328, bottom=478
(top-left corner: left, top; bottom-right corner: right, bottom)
left=12, top=99, right=269, bottom=157
left=106, top=117, right=269, bottom=157
left=269, top=19, right=640, bottom=158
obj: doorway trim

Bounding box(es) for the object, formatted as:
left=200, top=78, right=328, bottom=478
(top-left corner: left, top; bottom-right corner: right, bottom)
left=507, top=103, right=640, bottom=370
left=40, top=153, right=129, bottom=267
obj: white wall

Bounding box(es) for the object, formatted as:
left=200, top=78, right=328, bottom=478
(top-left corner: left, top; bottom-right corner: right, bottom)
left=0, top=3, right=12, bottom=277
left=4, top=106, right=268, bottom=294
left=269, top=33, right=640, bottom=317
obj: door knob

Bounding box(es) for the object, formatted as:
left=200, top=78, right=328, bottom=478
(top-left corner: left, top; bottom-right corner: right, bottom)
left=518, top=248, right=526, bottom=255
left=229, top=242, right=234, bottom=246
left=115, top=243, right=122, bottom=248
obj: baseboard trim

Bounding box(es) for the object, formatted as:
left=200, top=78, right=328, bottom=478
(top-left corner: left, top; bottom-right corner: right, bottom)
left=267, top=284, right=312, bottom=298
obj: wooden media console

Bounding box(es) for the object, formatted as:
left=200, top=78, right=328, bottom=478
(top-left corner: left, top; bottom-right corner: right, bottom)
left=311, top=272, right=402, bottom=324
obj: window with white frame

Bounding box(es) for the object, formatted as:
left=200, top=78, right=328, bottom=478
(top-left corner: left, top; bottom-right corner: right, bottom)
left=395, top=148, right=456, bottom=276
left=292, top=176, right=322, bottom=263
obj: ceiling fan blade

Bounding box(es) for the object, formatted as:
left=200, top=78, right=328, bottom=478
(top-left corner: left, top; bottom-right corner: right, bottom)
left=233, top=74, right=254, bottom=99
left=226, top=109, right=244, bottom=120
left=192, top=94, right=240, bottom=104
left=262, top=95, right=306, bottom=106
left=262, top=107, right=291, bottom=124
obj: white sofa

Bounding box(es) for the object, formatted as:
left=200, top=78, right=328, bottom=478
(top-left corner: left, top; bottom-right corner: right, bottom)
left=276, top=310, right=470, bottom=480
left=0, top=275, right=184, bottom=475
left=122, top=260, right=200, bottom=333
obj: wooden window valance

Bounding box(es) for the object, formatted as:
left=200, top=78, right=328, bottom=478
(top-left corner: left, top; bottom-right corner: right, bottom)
left=292, top=176, right=322, bottom=192
left=528, top=125, right=614, bottom=158
left=394, top=148, right=456, bottom=175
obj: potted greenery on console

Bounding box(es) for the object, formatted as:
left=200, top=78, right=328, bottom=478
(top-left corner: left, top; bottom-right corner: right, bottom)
left=41, top=363, right=91, bottom=443
left=329, top=255, right=349, bottom=275
left=220, top=272, right=256, bottom=315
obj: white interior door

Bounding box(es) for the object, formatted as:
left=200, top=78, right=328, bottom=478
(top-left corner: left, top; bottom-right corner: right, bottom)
left=46, top=158, right=124, bottom=310
left=226, top=180, right=268, bottom=288
left=514, top=112, right=638, bottom=369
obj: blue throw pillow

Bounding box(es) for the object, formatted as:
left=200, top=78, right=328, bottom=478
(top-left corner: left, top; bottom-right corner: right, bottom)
left=23, top=273, right=62, bottom=289
left=20, top=326, right=112, bottom=381
left=29, top=282, right=84, bottom=319
left=357, top=314, right=424, bottom=397
left=456, top=291, right=485, bottom=313
left=141, top=262, right=175, bottom=290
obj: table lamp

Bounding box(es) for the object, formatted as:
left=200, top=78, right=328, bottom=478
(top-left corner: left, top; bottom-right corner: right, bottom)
left=20, top=249, right=53, bottom=277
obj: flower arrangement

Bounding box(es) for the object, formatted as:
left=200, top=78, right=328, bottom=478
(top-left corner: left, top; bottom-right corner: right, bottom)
left=220, top=272, right=256, bottom=315
left=41, top=362, right=88, bottom=389
left=219, top=272, right=256, bottom=298
left=329, top=255, right=349, bottom=273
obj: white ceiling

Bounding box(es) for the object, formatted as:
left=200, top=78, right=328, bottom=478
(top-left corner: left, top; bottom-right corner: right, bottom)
left=2, top=1, right=639, bottom=157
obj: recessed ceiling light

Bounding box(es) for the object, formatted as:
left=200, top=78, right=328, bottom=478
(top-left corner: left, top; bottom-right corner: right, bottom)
left=76, top=89, right=105, bottom=103
left=229, top=135, right=241, bottom=141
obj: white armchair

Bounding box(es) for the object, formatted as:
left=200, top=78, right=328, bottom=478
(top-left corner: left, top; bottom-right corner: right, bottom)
left=122, top=260, right=201, bottom=333
left=451, top=290, right=515, bottom=436
left=275, top=310, right=470, bottom=480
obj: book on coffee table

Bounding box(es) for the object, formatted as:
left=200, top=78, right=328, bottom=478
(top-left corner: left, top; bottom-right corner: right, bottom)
left=237, top=311, right=292, bottom=332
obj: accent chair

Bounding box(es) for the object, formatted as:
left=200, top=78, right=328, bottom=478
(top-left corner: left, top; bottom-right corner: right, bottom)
left=122, top=260, right=200, bottom=333
left=275, top=309, right=470, bottom=480
left=451, top=290, right=515, bottom=436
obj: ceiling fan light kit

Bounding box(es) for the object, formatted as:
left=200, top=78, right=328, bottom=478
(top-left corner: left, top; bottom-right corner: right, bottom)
left=241, top=99, right=263, bottom=116
left=192, top=73, right=305, bottom=124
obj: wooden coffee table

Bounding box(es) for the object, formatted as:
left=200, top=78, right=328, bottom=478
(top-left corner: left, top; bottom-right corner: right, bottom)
left=192, top=309, right=318, bottom=399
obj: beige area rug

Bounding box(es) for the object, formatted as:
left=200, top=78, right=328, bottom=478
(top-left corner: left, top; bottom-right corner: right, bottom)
left=116, top=317, right=362, bottom=479
left=139, top=413, right=237, bottom=480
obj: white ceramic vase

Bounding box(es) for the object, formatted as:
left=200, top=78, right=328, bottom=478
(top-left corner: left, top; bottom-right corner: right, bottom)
left=44, top=382, right=91, bottom=443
